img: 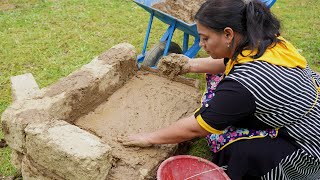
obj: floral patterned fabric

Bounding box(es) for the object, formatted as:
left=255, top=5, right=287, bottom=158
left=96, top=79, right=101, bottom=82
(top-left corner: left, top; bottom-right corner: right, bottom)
left=206, top=127, right=277, bottom=153
left=202, top=73, right=278, bottom=153
left=201, top=73, right=224, bottom=104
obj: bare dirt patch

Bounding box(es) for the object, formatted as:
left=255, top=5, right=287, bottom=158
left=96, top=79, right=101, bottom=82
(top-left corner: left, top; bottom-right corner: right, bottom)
left=0, top=3, right=16, bottom=11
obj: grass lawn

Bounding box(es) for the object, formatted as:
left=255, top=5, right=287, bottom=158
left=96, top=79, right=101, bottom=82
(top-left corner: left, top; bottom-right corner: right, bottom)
left=0, top=0, right=319, bottom=177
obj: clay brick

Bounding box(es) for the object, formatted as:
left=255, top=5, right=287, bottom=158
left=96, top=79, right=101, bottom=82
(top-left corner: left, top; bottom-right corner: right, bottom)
left=21, top=155, right=63, bottom=180
left=11, top=150, right=23, bottom=173
left=1, top=98, right=59, bottom=153
left=25, top=120, right=112, bottom=180
left=10, top=73, right=39, bottom=102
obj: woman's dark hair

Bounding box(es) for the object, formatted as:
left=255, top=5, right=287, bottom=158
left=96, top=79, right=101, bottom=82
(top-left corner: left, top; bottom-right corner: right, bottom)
left=195, top=0, right=282, bottom=60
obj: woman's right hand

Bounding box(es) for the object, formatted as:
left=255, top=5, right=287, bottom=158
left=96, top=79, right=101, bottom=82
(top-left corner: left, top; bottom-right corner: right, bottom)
left=157, top=53, right=191, bottom=78
left=117, top=133, right=153, bottom=148
left=157, top=54, right=226, bottom=76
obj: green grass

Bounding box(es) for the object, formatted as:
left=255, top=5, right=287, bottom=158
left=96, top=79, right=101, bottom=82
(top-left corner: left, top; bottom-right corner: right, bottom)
left=0, top=0, right=319, bottom=177
left=0, top=128, right=16, bottom=176
left=272, top=0, right=320, bottom=71
left=186, top=138, right=213, bottom=160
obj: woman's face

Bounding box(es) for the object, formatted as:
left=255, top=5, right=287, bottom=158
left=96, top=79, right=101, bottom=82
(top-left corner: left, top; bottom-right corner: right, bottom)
left=196, top=22, right=231, bottom=59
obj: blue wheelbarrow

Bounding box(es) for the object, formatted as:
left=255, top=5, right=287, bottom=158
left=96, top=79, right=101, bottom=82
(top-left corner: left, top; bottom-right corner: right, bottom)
left=134, top=0, right=276, bottom=67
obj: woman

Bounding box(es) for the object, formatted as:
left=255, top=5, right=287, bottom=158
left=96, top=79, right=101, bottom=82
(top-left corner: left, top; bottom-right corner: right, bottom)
left=120, top=0, right=320, bottom=179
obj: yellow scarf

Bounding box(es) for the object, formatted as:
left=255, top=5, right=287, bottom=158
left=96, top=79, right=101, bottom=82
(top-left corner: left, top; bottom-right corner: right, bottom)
left=225, top=36, right=307, bottom=75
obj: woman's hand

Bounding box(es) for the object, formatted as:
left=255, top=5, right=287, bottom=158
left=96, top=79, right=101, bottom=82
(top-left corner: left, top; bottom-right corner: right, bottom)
left=117, top=115, right=210, bottom=148
left=157, top=53, right=191, bottom=78
left=117, top=133, right=153, bottom=147
left=157, top=54, right=226, bottom=76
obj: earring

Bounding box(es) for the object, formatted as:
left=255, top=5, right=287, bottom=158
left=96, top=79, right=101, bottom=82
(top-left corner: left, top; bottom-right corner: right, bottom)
left=227, top=44, right=230, bottom=48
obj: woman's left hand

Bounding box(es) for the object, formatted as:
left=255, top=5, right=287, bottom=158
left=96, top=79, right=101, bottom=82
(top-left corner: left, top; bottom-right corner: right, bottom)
left=117, top=133, right=153, bottom=147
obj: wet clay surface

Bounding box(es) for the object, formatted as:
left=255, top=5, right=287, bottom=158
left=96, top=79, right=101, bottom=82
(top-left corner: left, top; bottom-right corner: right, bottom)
left=152, top=0, right=206, bottom=24
left=157, top=53, right=190, bottom=80
left=75, top=71, right=201, bottom=179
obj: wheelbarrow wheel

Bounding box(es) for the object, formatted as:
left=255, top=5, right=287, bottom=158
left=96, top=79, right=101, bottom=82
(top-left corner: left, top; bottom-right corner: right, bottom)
left=142, top=41, right=182, bottom=67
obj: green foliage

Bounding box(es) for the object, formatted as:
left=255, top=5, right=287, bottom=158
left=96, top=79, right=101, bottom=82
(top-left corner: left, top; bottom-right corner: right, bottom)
left=0, top=0, right=319, bottom=176
left=187, top=138, right=213, bottom=160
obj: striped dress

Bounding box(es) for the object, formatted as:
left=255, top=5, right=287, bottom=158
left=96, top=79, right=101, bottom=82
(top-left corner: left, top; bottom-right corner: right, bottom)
left=227, top=61, right=320, bottom=179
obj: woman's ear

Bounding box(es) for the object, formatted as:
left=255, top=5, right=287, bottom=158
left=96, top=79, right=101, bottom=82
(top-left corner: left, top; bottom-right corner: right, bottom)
left=223, top=27, right=234, bottom=42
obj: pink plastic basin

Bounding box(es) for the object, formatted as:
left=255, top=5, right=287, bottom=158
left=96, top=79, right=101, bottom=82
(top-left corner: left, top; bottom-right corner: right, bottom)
left=157, top=155, right=230, bottom=180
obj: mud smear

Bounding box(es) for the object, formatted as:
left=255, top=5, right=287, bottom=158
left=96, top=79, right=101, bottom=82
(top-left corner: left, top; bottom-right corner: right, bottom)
left=75, top=71, right=201, bottom=179
left=152, top=0, right=206, bottom=24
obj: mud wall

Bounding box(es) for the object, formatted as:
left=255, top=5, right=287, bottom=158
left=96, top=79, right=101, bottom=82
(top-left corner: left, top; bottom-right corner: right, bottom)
left=1, top=43, right=138, bottom=179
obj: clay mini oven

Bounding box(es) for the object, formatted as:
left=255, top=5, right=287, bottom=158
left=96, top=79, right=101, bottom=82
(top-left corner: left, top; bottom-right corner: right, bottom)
left=2, top=43, right=201, bottom=180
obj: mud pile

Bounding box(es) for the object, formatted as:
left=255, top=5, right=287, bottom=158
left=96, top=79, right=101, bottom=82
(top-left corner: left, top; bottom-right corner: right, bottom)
left=152, top=0, right=206, bottom=24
